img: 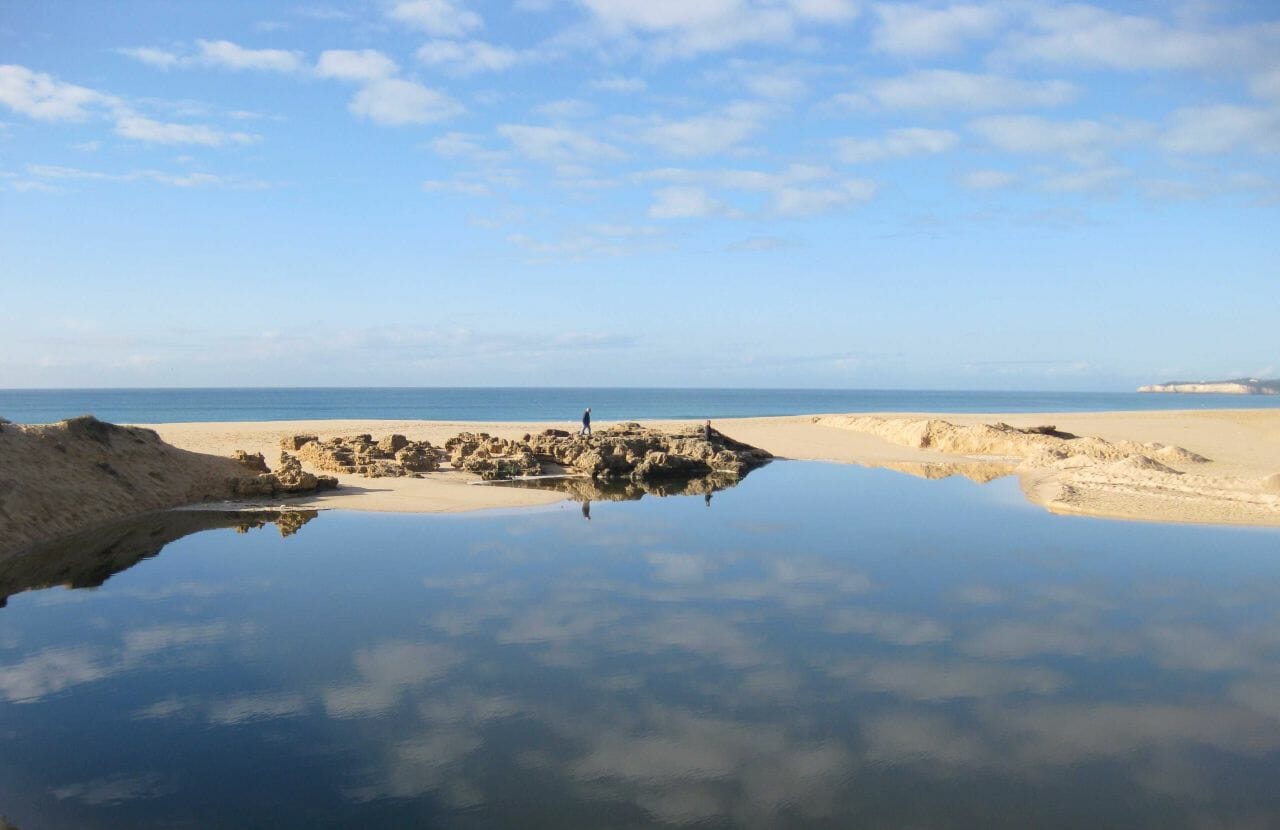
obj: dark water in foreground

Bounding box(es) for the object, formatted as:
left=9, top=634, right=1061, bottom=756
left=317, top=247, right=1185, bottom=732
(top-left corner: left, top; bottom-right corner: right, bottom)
left=4, top=386, right=1280, bottom=424
left=2, top=462, right=1280, bottom=828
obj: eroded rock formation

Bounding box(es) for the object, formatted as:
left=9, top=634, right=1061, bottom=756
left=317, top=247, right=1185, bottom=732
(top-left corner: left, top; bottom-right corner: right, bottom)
left=288, top=434, right=440, bottom=478
left=228, top=452, right=339, bottom=497
left=282, top=424, right=772, bottom=484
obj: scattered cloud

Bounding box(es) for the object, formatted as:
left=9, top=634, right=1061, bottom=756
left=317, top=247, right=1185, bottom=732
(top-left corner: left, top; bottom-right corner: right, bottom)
left=637, top=101, right=771, bottom=157
left=590, top=75, right=647, bottom=94
left=961, top=169, right=1016, bottom=190
left=773, top=180, right=875, bottom=215
left=643, top=164, right=875, bottom=217
left=870, top=3, right=1005, bottom=57
left=23, top=163, right=270, bottom=189
left=422, top=177, right=492, bottom=196
left=1252, top=68, right=1280, bottom=101
left=1001, top=5, right=1274, bottom=71
left=1041, top=164, right=1130, bottom=193
left=1161, top=105, right=1280, bottom=155
left=114, top=115, right=258, bottom=146
left=315, top=49, right=399, bottom=81
left=497, top=123, right=625, bottom=164
left=847, top=70, right=1077, bottom=111
left=0, top=64, right=115, bottom=121
left=195, top=39, right=304, bottom=73
left=835, top=127, right=959, bottom=163
left=348, top=78, right=462, bottom=126
left=575, top=0, right=859, bottom=58
left=117, top=47, right=181, bottom=70
left=388, top=0, right=483, bottom=36
left=969, top=115, right=1149, bottom=164
left=648, top=185, right=732, bottom=218
left=416, top=39, right=523, bottom=73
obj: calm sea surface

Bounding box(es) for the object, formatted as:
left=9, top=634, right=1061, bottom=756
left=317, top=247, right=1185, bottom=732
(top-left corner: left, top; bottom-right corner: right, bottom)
left=3, top=462, right=1280, bottom=827
left=3, top=387, right=1280, bottom=424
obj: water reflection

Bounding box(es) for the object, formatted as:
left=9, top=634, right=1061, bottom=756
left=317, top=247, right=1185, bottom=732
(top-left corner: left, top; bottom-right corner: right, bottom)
left=496, top=468, right=747, bottom=502
left=1, top=463, right=1279, bottom=828
left=0, top=509, right=316, bottom=607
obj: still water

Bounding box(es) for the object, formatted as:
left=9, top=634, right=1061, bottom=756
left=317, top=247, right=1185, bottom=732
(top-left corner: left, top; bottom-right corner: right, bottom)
left=2, top=462, right=1280, bottom=828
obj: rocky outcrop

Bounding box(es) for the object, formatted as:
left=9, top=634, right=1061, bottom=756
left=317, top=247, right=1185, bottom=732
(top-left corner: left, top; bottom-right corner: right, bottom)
left=445, top=432, right=542, bottom=479
left=0, top=416, right=340, bottom=556
left=465, top=422, right=772, bottom=482
left=281, top=424, right=772, bottom=484
left=288, top=433, right=440, bottom=477
left=232, top=450, right=270, bottom=473
left=228, top=452, right=339, bottom=498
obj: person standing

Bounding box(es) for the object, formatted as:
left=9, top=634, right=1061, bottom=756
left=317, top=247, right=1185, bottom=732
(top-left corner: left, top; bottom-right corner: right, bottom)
left=581, top=407, right=592, bottom=436
left=703, top=419, right=714, bottom=441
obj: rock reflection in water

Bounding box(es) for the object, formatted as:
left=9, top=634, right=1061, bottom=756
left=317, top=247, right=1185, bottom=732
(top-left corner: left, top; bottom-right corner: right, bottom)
left=495, top=469, right=746, bottom=504
left=0, top=509, right=317, bottom=607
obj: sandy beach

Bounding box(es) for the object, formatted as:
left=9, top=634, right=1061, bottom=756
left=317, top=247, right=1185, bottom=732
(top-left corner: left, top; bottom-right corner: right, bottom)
left=141, top=409, right=1280, bottom=528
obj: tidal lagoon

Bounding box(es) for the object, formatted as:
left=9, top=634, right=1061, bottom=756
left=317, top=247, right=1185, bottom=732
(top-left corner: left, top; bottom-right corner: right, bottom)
left=3, top=462, right=1279, bottom=828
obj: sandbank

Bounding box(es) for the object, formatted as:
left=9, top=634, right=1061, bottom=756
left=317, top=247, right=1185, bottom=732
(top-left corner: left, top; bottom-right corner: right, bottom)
left=141, top=409, right=1280, bottom=528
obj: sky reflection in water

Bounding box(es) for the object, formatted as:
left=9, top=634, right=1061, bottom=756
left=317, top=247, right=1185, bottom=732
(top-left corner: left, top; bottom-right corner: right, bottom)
left=2, top=462, right=1280, bottom=828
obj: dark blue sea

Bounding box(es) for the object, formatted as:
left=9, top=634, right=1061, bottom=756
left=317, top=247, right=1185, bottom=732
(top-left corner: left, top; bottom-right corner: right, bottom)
left=3, top=387, right=1279, bottom=424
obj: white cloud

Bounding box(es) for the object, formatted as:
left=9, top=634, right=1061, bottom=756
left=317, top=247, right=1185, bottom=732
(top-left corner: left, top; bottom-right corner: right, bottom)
left=961, top=169, right=1016, bottom=190
left=1161, top=105, right=1280, bottom=155
left=30, top=165, right=272, bottom=191
left=1003, top=5, right=1273, bottom=71
left=969, top=115, right=1149, bottom=164
left=389, top=0, right=483, bottom=36
left=639, top=101, right=771, bottom=156
left=742, top=71, right=808, bottom=100
left=576, top=0, right=858, bottom=58
left=497, top=123, right=625, bottom=164
left=773, top=180, right=875, bottom=215
left=422, top=178, right=492, bottom=196
left=1042, top=164, right=1130, bottom=193
left=852, top=70, right=1076, bottom=111
left=114, top=115, right=259, bottom=146
left=835, top=127, right=958, bottom=163
left=117, top=47, right=181, bottom=69
left=871, top=2, right=1004, bottom=56
left=642, top=164, right=874, bottom=217
left=590, top=75, right=647, bottom=93
left=348, top=78, right=462, bottom=126
left=416, top=39, right=522, bottom=73
left=428, top=131, right=512, bottom=165
left=196, top=39, right=304, bottom=73
left=648, top=185, right=731, bottom=218
left=1252, top=68, right=1280, bottom=101
left=789, top=0, right=858, bottom=22
left=0, top=64, right=114, bottom=121
left=534, top=98, right=591, bottom=119
left=315, top=49, right=399, bottom=81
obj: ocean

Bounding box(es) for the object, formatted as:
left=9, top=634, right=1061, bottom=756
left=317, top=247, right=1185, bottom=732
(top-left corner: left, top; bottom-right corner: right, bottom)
left=2, top=386, right=1279, bottom=424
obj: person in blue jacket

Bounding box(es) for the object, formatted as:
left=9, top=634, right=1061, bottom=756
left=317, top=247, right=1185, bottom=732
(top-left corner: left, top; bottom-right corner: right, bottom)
left=580, top=407, right=592, bottom=436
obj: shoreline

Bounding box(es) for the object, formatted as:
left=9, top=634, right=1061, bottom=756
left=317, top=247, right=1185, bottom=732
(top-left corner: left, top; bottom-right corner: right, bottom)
left=138, top=409, right=1280, bottom=529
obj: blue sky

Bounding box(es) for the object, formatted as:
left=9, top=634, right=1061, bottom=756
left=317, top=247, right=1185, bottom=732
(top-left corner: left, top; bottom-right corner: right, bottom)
left=1, top=0, right=1277, bottom=390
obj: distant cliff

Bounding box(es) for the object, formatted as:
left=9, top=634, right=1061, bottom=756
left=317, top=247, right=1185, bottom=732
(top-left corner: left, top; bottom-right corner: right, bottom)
left=1138, top=378, right=1280, bottom=395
